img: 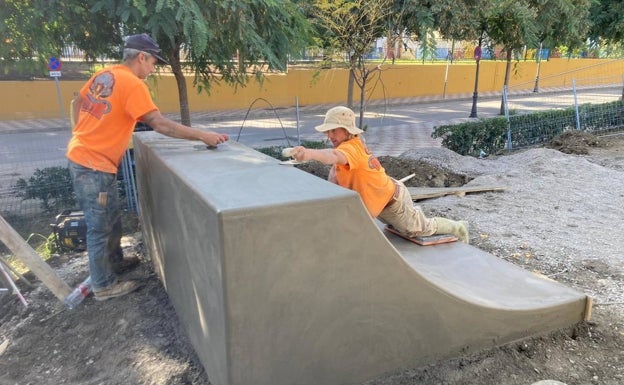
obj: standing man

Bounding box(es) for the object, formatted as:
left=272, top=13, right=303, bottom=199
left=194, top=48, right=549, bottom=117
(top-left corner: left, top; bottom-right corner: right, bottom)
left=67, top=33, right=229, bottom=301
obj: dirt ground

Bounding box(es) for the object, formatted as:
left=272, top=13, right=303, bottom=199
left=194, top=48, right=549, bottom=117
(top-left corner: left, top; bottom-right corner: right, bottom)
left=1, top=132, right=623, bottom=385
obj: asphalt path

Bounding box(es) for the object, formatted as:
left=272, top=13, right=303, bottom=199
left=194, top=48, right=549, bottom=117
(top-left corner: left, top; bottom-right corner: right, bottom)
left=1, top=86, right=621, bottom=212
left=1, top=86, right=621, bottom=164
left=193, top=86, right=622, bottom=147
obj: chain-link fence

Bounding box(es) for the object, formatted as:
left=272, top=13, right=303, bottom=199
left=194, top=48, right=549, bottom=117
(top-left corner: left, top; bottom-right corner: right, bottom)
left=432, top=80, right=623, bottom=157
left=0, top=132, right=138, bottom=252
left=503, top=81, right=623, bottom=150
left=0, top=107, right=296, bottom=241
left=2, top=82, right=623, bottom=241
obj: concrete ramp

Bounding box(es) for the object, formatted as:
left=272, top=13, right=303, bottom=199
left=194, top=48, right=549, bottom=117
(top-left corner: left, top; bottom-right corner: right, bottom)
left=133, top=133, right=590, bottom=385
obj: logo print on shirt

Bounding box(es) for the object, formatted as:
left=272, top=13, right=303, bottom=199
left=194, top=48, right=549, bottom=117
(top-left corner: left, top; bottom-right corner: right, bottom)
left=363, top=143, right=382, bottom=170
left=82, top=71, right=115, bottom=119
left=368, top=155, right=382, bottom=170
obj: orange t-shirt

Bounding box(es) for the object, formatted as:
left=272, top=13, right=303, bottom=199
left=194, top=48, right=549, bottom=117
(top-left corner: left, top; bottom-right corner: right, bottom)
left=334, top=137, right=395, bottom=217
left=66, top=65, right=158, bottom=173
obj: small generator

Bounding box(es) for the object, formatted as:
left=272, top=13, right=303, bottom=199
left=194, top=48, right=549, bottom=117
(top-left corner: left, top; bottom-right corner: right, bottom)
left=51, top=210, right=87, bottom=252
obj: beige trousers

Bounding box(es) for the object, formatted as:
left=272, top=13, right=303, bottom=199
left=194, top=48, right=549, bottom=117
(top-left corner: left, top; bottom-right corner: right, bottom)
left=377, top=179, right=437, bottom=237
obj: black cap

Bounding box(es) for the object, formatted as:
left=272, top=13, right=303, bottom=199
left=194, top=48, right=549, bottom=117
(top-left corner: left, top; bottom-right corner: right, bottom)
left=124, top=33, right=169, bottom=65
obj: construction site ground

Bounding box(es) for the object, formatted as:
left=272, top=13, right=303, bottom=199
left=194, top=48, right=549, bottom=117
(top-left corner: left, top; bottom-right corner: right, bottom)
left=1, top=132, right=623, bottom=385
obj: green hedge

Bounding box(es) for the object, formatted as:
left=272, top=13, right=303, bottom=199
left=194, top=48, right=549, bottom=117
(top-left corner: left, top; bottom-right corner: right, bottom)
left=431, top=117, right=508, bottom=157
left=432, top=99, right=624, bottom=156
left=13, top=166, right=75, bottom=213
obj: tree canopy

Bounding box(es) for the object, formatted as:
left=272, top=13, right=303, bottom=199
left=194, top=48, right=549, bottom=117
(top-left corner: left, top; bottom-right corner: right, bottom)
left=312, top=0, right=391, bottom=118
left=2, top=0, right=618, bottom=122
left=589, top=0, right=624, bottom=45
left=89, top=0, right=312, bottom=124
left=1, top=0, right=312, bottom=124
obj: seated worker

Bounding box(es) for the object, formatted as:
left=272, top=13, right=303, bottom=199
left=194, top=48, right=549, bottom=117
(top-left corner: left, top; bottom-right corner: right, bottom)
left=289, top=106, right=468, bottom=243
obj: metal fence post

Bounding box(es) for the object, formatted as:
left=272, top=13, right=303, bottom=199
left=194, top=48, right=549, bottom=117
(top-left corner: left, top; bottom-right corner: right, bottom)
left=573, top=79, right=581, bottom=130
left=120, top=150, right=138, bottom=213
left=295, top=96, right=301, bottom=145
left=503, top=85, right=512, bottom=151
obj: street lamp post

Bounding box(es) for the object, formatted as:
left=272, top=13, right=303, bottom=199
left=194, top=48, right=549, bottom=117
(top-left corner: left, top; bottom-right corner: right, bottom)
left=469, top=44, right=482, bottom=118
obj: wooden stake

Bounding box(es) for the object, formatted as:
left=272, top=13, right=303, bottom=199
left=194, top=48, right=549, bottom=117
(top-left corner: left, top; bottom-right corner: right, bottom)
left=583, top=296, right=593, bottom=322
left=399, top=173, right=416, bottom=183
left=0, top=215, right=71, bottom=301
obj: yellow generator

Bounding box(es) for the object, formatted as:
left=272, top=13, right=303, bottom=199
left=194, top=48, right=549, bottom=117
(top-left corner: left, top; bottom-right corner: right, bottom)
left=50, top=210, right=87, bottom=252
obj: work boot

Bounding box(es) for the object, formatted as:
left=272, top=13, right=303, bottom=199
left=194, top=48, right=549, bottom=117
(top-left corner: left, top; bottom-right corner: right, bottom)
left=94, top=280, right=141, bottom=301
left=112, top=255, right=141, bottom=274
left=434, top=217, right=469, bottom=243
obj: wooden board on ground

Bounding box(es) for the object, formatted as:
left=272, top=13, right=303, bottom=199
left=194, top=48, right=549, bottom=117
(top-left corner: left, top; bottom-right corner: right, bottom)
left=384, top=225, right=457, bottom=246
left=0, top=214, right=71, bottom=301
left=408, top=186, right=507, bottom=201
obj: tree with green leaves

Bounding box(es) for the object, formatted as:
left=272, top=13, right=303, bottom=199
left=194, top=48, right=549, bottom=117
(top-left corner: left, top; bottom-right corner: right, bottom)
left=388, top=0, right=475, bottom=62
left=0, top=0, right=117, bottom=77
left=312, top=0, right=392, bottom=127
left=430, top=0, right=490, bottom=117
left=589, top=0, right=624, bottom=43
left=89, top=0, right=311, bottom=126
left=589, top=0, right=624, bottom=55
left=535, top=0, right=590, bottom=50
left=385, top=0, right=436, bottom=62
left=1, top=1, right=311, bottom=125
left=485, top=0, right=539, bottom=114
left=532, top=0, right=591, bottom=92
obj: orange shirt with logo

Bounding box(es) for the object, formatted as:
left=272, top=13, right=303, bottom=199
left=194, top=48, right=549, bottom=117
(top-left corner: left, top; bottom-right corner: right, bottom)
left=66, top=65, right=157, bottom=174
left=334, top=137, right=395, bottom=217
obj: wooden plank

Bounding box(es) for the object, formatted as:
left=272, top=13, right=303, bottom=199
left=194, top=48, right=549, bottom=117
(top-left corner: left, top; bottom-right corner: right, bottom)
left=0, top=215, right=71, bottom=301
left=384, top=225, right=457, bottom=246
left=408, top=186, right=507, bottom=201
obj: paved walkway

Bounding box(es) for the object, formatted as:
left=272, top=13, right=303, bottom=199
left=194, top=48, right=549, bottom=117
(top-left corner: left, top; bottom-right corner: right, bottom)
left=366, top=121, right=455, bottom=156
left=194, top=92, right=501, bottom=156
left=1, top=85, right=595, bottom=157
left=0, top=93, right=489, bottom=158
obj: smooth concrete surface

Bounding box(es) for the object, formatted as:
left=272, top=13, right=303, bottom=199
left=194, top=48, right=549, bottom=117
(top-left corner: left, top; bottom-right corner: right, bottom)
left=133, top=132, right=590, bottom=385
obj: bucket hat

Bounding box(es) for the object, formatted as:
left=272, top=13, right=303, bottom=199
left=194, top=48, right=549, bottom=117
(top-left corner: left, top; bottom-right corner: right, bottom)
left=315, top=106, right=363, bottom=135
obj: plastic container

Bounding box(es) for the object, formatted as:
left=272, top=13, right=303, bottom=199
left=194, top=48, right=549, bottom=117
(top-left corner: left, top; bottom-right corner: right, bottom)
left=64, top=276, right=92, bottom=309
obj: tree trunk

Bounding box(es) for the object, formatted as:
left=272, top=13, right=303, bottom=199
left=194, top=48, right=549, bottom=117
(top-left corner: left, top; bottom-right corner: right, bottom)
left=500, top=49, right=513, bottom=115
left=347, top=69, right=355, bottom=109
left=168, top=44, right=191, bottom=126
left=358, top=69, right=367, bottom=130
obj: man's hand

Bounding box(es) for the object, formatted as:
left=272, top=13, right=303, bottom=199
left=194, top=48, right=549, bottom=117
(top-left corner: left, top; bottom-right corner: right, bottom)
left=143, top=110, right=229, bottom=146
left=201, top=132, right=229, bottom=147
left=290, top=146, right=307, bottom=162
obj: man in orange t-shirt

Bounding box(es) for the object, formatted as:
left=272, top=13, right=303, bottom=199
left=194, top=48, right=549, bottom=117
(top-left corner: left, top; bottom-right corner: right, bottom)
left=289, top=106, right=469, bottom=242
left=67, top=33, right=229, bottom=301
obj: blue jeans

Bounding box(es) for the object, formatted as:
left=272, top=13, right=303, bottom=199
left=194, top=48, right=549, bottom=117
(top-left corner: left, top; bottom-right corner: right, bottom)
left=68, top=160, right=122, bottom=290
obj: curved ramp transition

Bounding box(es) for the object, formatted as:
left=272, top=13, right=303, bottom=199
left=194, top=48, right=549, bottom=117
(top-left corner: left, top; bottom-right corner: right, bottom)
left=133, top=132, right=590, bottom=385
